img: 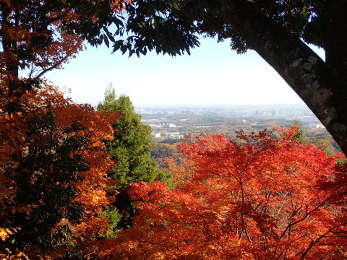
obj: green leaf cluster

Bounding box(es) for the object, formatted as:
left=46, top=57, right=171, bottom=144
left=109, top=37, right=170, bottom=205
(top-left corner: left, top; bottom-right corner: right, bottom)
left=97, top=86, right=172, bottom=188
left=98, top=207, right=122, bottom=239
left=97, top=86, right=172, bottom=231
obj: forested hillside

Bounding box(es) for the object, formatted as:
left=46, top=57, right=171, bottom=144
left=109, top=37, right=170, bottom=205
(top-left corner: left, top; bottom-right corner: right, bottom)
left=1, top=84, right=346, bottom=258
left=1, top=0, right=346, bottom=259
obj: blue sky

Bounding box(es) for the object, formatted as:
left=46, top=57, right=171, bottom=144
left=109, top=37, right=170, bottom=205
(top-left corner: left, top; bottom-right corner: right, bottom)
left=45, top=37, right=322, bottom=107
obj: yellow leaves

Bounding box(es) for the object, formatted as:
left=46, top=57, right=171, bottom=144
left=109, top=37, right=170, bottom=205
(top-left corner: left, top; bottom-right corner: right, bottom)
left=150, top=252, right=166, bottom=260
left=0, top=227, right=20, bottom=241
left=74, top=187, right=109, bottom=211
left=0, top=252, right=29, bottom=260
left=1, top=112, right=22, bottom=121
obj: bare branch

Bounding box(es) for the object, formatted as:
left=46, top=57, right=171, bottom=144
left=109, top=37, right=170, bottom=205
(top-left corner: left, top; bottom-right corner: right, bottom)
left=32, top=55, right=69, bottom=80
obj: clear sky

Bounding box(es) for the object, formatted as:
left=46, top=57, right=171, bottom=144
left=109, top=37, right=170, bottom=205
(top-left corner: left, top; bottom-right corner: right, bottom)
left=45, top=37, right=322, bottom=107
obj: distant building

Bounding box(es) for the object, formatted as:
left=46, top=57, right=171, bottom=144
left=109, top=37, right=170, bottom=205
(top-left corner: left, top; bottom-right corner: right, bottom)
left=151, top=132, right=161, bottom=138
left=168, top=132, right=184, bottom=139
left=149, top=124, right=162, bottom=128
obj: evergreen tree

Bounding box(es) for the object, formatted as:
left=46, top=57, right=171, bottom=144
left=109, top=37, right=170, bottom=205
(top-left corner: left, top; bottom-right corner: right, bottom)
left=97, top=86, right=172, bottom=230
left=98, top=87, right=170, bottom=186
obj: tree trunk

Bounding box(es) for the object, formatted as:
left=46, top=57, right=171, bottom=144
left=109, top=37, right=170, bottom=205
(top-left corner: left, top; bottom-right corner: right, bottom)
left=0, top=4, right=21, bottom=108
left=225, top=0, right=347, bottom=155
left=321, top=0, right=347, bottom=85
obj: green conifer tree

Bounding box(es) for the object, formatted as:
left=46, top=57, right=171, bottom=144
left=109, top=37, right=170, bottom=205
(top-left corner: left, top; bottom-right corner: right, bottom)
left=98, top=86, right=170, bottom=187
left=97, top=86, right=172, bottom=230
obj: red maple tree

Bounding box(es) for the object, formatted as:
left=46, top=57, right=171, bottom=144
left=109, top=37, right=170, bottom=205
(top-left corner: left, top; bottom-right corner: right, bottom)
left=96, top=128, right=346, bottom=259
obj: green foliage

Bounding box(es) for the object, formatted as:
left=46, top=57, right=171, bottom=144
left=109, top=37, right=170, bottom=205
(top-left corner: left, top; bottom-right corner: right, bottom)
left=97, top=86, right=173, bottom=231
left=109, top=0, right=327, bottom=56
left=290, top=122, right=341, bottom=155
left=290, top=122, right=306, bottom=144
left=99, top=207, right=121, bottom=239
left=98, top=86, right=172, bottom=187
left=153, top=168, right=174, bottom=190
left=336, top=158, right=347, bottom=164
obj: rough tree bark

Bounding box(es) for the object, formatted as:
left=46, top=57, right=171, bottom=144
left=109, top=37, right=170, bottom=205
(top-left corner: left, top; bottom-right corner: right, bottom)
left=224, top=0, right=347, bottom=155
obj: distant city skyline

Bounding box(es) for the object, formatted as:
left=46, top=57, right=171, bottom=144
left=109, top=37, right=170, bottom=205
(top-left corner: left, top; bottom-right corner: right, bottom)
left=45, top=38, right=324, bottom=107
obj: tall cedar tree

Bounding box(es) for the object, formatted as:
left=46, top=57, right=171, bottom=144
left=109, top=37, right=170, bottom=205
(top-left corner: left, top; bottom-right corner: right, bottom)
left=97, top=87, right=171, bottom=229
left=97, top=87, right=167, bottom=185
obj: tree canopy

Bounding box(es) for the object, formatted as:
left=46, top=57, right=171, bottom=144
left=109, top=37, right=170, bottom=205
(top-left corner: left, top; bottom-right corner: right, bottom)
left=2, top=1, right=347, bottom=258
left=94, top=129, right=347, bottom=259
left=1, top=0, right=346, bottom=153
left=0, top=0, right=128, bottom=111
left=108, top=0, right=347, bottom=155
left=0, top=84, right=118, bottom=257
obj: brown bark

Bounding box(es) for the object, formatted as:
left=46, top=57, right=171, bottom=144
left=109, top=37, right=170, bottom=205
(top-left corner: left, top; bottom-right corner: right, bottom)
left=224, top=0, right=347, bottom=155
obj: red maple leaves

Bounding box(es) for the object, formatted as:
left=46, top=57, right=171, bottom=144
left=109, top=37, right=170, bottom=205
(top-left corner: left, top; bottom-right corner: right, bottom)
left=99, top=129, right=346, bottom=259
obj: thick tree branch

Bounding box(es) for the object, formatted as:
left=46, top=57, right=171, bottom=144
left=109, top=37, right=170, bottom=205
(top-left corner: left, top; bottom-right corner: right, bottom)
left=224, top=0, right=347, bottom=154
left=299, top=222, right=347, bottom=260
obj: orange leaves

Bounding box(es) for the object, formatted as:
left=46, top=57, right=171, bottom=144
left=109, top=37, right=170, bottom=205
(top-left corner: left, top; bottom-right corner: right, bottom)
left=98, top=181, right=242, bottom=259
left=103, top=129, right=346, bottom=259
left=0, top=227, right=20, bottom=242
left=74, top=216, right=110, bottom=239
left=0, top=111, right=26, bottom=159
left=4, top=26, right=47, bottom=44
left=44, top=90, right=117, bottom=241
left=111, top=0, right=132, bottom=12
left=47, top=97, right=118, bottom=240
left=32, top=29, right=84, bottom=76
left=0, top=251, right=29, bottom=260
left=0, top=84, right=118, bottom=254
left=53, top=103, right=115, bottom=142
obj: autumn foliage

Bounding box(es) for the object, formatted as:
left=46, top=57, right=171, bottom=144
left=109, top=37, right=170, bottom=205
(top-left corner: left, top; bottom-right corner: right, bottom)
left=1, top=0, right=346, bottom=258
left=1, top=84, right=346, bottom=259
left=96, top=128, right=346, bottom=259
left=0, top=84, right=118, bottom=257
left=0, top=0, right=131, bottom=113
